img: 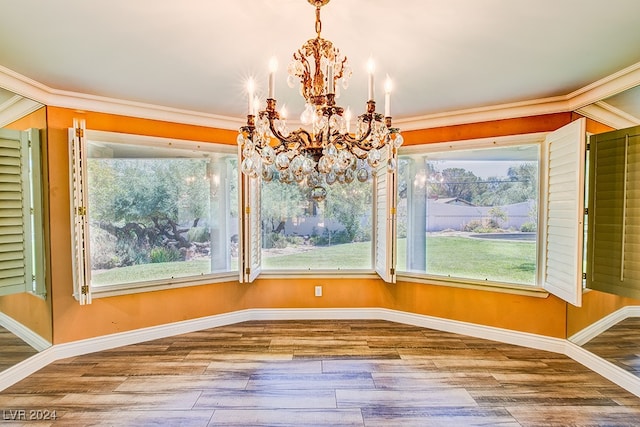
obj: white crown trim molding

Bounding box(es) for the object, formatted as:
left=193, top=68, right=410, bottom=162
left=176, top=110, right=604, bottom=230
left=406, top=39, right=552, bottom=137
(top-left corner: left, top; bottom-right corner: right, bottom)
left=0, top=94, right=43, bottom=127
left=3, top=62, right=640, bottom=131
left=0, top=311, right=50, bottom=352
left=2, top=307, right=639, bottom=399
left=568, top=305, right=640, bottom=346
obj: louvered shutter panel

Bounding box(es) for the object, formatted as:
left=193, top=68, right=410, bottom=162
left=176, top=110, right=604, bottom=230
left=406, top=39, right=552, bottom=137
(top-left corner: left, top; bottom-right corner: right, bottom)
left=542, top=118, right=586, bottom=306
left=588, top=126, right=640, bottom=299
left=0, top=129, right=29, bottom=296
left=68, top=119, right=92, bottom=304
left=374, top=144, right=398, bottom=283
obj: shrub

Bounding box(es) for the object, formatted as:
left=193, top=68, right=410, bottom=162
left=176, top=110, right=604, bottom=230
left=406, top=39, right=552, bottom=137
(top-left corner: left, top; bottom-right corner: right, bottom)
left=520, top=221, right=537, bottom=232
left=150, top=246, right=182, bottom=263
left=89, top=226, right=118, bottom=269
left=187, top=226, right=210, bottom=243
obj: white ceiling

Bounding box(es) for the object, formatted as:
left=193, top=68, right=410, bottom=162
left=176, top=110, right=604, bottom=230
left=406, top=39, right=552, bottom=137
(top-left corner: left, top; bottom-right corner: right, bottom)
left=1, top=0, right=640, bottom=124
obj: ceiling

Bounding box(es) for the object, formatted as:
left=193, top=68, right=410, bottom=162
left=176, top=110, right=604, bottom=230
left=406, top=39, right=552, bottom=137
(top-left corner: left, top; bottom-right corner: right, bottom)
left=1, top=0, right=640, bottom=126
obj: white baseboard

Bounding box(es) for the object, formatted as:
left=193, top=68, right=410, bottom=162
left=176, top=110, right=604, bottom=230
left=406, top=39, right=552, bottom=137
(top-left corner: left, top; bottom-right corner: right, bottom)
left=0, top=311, right=51, bottom=351
left=565, top=341, right=640, bottom=397
left=1, top=308, right=639, bottom=399
left=568, top=305, right=640, bottom=346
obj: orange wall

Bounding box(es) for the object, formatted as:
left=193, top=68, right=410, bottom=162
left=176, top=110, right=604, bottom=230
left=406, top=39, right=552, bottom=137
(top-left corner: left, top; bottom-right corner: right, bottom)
left=47, top=107, right=573, bottom=344
left=0, top=106, right=53, bottom=342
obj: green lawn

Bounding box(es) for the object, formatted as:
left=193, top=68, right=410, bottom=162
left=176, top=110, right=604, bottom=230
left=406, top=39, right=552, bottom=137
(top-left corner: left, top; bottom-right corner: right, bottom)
left=262, top=241, right=372, bottom=270
left=92, top=235, right=536, bottom=286
left=398, top=236, right=536, bottom=285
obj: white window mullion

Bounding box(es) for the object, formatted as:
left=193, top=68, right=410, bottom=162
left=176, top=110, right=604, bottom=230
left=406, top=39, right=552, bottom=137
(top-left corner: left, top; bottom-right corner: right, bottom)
left=69, top=118, right=92, bottom=304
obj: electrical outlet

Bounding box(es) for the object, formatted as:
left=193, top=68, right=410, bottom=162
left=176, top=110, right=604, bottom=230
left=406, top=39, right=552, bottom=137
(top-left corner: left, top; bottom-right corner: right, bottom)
left=314, top=285, right=322, bottom=297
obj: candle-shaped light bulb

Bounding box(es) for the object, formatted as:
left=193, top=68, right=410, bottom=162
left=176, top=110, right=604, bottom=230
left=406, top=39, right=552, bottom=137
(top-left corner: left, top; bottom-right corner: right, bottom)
left=252, top=96, right=260, bottom=117
left=268, top=57, right=278, bottom=99
left=280, top=105, right=288, bottom=120
left=345, top=107, right=352, bottom=133
left=327, top=63, right=334, bottom=94
left=367, top=58, right=375, bottom=101
left=384, top=75, right=392, bottom=117
left=247, top=77, right=256, bottom=115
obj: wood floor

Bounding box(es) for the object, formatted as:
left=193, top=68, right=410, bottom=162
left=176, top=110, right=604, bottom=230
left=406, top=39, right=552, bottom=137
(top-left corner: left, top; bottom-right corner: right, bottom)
left=583, top=317, right=640, bottom=378
left=0, top=326, right=38, bottom=372
left=1, top=319, right=640, bottom=426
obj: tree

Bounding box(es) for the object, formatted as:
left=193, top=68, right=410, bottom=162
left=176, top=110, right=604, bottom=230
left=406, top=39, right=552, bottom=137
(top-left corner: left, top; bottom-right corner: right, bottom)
left=473, top=162, right=537, bottom=206
left=261, top=178, right=307, bottom=234
left=323, top=179, right=371, bottom=242
left=438, top=168, right=486, bottom=202
left=87, top=157, right=213, bottom=266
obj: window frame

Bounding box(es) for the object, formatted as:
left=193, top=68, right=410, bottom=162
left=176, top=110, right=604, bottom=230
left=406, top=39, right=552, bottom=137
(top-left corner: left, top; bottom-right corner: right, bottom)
left=69, top=123, right=239, bottom=301
left=396, top=121, right=586, bottom=302
left=241, top=144, right=398, bottom=282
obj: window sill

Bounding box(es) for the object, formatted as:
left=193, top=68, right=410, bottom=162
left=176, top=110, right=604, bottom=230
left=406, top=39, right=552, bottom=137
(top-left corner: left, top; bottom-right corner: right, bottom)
left=258, top=270, right=379, bottom=279
left=397, top=272, right=550, bottom=298
left=88, top=272, right=239, bottom=299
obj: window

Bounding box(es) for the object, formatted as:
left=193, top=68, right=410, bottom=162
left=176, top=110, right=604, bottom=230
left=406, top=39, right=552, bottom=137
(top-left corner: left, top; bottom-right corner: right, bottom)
left=0, top=128, right=45, bottom=297
left=239, top=144, right=397, bottom=282
left=398, top=119, right=586, bottom=306
left=259, top=177, right=373, bottom=271
left=398, top=144, right=540, bottom=285
left=69, top=122, right=238, bottom=301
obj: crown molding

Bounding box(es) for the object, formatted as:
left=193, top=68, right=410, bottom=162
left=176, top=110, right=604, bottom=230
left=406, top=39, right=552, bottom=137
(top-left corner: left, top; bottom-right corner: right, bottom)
left=0, top=94, right=43, bottom=127
left=576, top=102, right=640, bottom=130
left=2, top=61, right=640, bottom=131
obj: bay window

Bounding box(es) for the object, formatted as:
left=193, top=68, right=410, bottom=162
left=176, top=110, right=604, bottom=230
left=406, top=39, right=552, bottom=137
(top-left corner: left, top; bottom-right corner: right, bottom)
left=69, top=118, right=585, bottom=307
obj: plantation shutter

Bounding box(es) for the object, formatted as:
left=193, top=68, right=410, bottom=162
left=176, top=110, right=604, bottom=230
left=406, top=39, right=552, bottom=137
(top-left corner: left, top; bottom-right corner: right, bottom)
left=69, top=118, right=92, bottom=304
left=542, top=118, right=586, bottom=306
left=238, top=143, right=262, bottom=283
left=587, top=126, right=640, bottom=299
left=374, top=144, right=398, bottom=283
left=0, top=129, right=30, bottom=296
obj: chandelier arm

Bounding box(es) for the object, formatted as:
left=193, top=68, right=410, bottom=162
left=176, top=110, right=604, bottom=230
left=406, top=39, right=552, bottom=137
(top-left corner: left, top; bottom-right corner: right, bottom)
left=264, top=114, right=313, bottom=150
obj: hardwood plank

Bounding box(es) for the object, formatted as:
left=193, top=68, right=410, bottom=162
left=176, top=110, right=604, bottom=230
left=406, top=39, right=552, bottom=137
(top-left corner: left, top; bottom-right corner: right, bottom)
left=372, top=372, right=501, bottom=389
left=506, top=405, right=640, bottom=426
left=322, top=359, right=437, bottom=373
left=114, top=374, right=249, bottom=392
left=54, top=409, right=215, bottom=426
left=205, top=360, right=322, bottom=374
left=209, top=409, right=364, bottom=426
left=56, top=391, right=202, bottom=410
left=246, top=372, right=375, bottom=390
left=336, top=388, right=477, bottom=408
left=361, top=407, right=520, bottom=427
left=194, top=389, right=337, bottom=409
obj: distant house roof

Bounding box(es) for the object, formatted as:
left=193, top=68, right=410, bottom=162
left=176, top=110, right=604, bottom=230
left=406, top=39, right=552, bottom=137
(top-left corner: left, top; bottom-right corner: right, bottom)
left=431, top=197, right=476, bottom=207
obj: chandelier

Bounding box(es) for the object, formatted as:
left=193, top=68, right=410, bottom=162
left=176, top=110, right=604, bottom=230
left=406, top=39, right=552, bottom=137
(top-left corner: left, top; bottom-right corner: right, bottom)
left=237, top=0, right=403, bottom=201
